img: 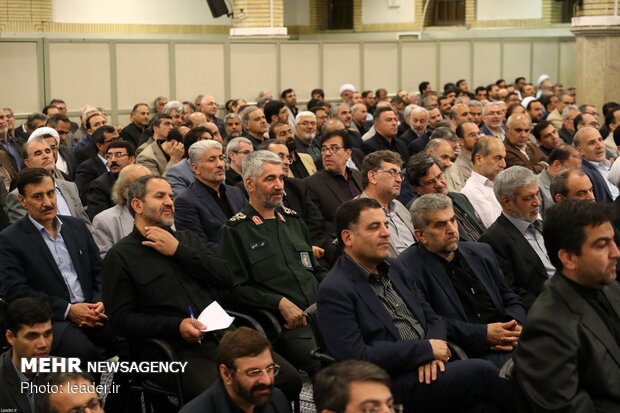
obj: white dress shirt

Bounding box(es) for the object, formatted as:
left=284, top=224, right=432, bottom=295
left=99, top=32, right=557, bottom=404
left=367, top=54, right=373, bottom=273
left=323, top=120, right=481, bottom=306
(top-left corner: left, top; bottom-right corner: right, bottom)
left=460, top=171, right=502, bottom=228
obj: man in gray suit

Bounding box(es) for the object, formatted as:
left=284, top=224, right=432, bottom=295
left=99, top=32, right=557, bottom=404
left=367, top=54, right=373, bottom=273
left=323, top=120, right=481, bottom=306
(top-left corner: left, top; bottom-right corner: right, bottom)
left=7, top=136, right=90, bottom=227
left=513, top=200, right=620, bottom=411
left=0, top=298, right=52, bottom=413
left=358, top=150, right=415, bottom=257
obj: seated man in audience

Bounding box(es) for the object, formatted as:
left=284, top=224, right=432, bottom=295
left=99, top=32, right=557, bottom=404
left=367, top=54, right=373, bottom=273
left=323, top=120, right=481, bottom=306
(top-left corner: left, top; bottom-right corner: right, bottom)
left=306, top=130, right=363, bottom=255
left=136, top=113, right=184, bottom=176
left=550, top=169, right=595, bottom=204
left=480, top=166, right=555, bottom=309
left=480, top=102, right=505, bottom=141
left=92, top=164, right=150, bottom=258
left=46, top=114, right=77, bottom=179
left=0, top=168, right=121, bottom=363
left=225, top=137, right=253, bottom=186
left=359, top=150, right=415, bottom=257
left=27, top=127, right=70, bottom=180
left=0, top=298, right=52, bottom=413
left=74, top=125, right=119, bottom=203
left=537, top=144, right=582, bottom=212
left=270, top=122, right=317, bottom=179
left=74, top=111, right=107, bottom=166
left=316, top=198, right=516, bottom=413
left=241, top=106, right=269, bottom=149
left=513, top=201, right=620, bottom=412
left=533, top=120, right=561, bottom=157
left=503, top=114, right=548, bottom=173
left=174, top=140, right=246, bottom=251
left=362, top=107, right=409, bottom=162
left=447, top=121, right=481, bottom=192
left=120, top=103, right=149, bottom=149
left=7, top=137, right=90, bottom=226
left=86, top=140, right=135, bottom=220
left=219, top=151, right=324, bottom=377
left=461, top=136, right=506, bottom=228
left=293, top=111, right=321, bottom=164
left=103, top=175, right=301, bottom=401
left=408, top=153, right=486, bottom=242
left=259, top=139, right=328, bottom=261
left=313, top=360, right=399, bottom=413
left=575, top=126, right=617, bottom=203
left=179, top=327, right=289, bottom=413
left=37, top=372, right=105, bottom=413
left=399, top=193, right=526, bottom=367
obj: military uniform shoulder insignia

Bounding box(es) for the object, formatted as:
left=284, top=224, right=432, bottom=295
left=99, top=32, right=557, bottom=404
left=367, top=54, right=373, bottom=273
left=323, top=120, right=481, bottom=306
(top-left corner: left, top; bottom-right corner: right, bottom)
left=281, top=207, right=298, bottom=216
left=228, top=212, right=247, bottom=223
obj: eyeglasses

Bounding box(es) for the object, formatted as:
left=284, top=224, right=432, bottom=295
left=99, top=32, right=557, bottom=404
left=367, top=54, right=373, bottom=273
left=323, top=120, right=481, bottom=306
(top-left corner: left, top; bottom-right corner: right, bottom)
left=320, top=145, right=344, bottom=154
left=361, top=403, right=404, bottom=413
left=418, top=172, right=446, bottom=187
left=376, top=169, right=404, bottom=179
left=235, top=363, right=280, bottom=378
left=66, top=397, right=103, bottom=413
left=104, top=153, right=128, bottom=160
left=233, top=150, right=252, bottom=155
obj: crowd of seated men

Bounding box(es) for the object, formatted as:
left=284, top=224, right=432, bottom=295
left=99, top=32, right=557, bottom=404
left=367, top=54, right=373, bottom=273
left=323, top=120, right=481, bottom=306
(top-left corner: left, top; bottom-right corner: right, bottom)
left=0, top=75, right=619, bottom=413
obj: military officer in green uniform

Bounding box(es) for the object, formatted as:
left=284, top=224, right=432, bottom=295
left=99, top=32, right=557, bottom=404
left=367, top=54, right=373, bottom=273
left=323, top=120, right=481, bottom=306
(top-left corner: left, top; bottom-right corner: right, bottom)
left=218, top=150, right=324, bottom=376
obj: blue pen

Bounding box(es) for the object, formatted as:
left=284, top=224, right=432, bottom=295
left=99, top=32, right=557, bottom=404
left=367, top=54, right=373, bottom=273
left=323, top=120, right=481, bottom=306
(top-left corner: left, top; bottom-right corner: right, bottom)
left=188, top=305, right=202, bottom=345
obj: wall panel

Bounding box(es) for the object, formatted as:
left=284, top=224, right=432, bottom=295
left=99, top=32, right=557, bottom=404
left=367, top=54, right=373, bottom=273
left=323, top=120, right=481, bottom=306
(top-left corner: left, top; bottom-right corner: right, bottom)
left=116, top=43, right=170, bottom=109
left=0, top=42, right=40, bottom=114
left=502, top=42, right=532, bottom=85
left=439, top=42, right=470, bottom=87
left=363, top=43, right=398, bottom=93
left=49, top=43, right=111, bottom=110
left=532, top=42, right=559, bottom=84
left=230, top=43, right=277, bottom=101
left=473, top=41, right=501, bottom=87
left=401, top=42, right=437, bottom=95
left=322, top=43, right=361, bottom=100
left=280, top=43, right=320, bottom=101
left=175, top=43, right=225, bottom=103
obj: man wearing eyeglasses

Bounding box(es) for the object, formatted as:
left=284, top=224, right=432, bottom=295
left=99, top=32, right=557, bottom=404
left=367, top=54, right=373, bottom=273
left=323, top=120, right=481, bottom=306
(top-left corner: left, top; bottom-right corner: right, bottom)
left=38, top=372, right=105, bottom=413
left=179, top=327, right=289, bottom=413
left=503, top=114, right=548, bottom=173
left=74, top=125, right=120, bottom=204
left=358, top=150, right=415, bottom=257
left=86, top=140, right=136, bottom=220
left=225, top=137, right=254, bottom=186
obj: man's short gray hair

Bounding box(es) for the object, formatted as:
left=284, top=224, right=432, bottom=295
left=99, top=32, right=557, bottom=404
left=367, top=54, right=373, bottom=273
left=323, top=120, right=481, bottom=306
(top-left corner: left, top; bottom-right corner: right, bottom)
left=296, top=111, right=316, bottom=124
left=493, top=166, right=537, bottom=203
left=226, top=137, right=252, bottom=158
left=468, top=100, right=483, bottom=109
left=224, top=112, right=241, bottom=122
left=429, top=126, right=456, bottom=141
left=188, top=140, right=222, bottom=165
left=330, top=104, right=349, bottom=118
left=242, top=150, right=283, bottom=181
left=407, top=106, right=428, bottom=122
left=241, top=105, right=260, bottom=124
left=163, top=100, right=184, bottom=115
left=410, top=193, right=453, bottom=230
left=561, top=104, right=579, bottom=120
left=482, top=102, right=500, bottom=116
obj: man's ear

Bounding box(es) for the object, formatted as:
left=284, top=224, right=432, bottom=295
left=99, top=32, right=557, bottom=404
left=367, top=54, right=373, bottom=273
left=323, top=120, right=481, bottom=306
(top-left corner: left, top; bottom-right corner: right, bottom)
left=18, top=194, right=27, bottom=209
left=499, top=195, right=512, bottom=211
left=130, top=198, right=143, bottom=215
left=6, top=329, right=15, bottom=347
left=414, top=228, right=425, bottom=244
left=558, top=249, right=576, bottom=272
left=340, top=229, right=353, bottom=248
left=219, top=364, right=233, bottom=384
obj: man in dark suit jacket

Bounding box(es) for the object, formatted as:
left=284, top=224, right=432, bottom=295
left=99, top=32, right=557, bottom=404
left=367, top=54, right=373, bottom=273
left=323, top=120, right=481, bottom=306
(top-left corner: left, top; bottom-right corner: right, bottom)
left=0, top=168, right=120, bottom=362
left=0, top=298, right=52, bottom=413
left=400, top=194, right=526, bottom=367
left=305, top=131, right=363, bottom=261
left=174, top=140, right=246, bottom=251
left=362, top=107, right=409, bottom=162
left=178, top=328, right=290, bottom=413
left=407, top=153, right=486, bottom=242
left=86, top=140, right=136, bottom=220
left=317, top=198, right=516, bottom=413
left=513, top=200, right=620, bottom=412
left=75, top=125, right=119, bottom=203
left=119, top=103, right=149, bottom=149
left=480, top=166, right=555, bottom=309
left=47, top=114, right=77, bottom=180
left=575, top=126, right=615, bottom=203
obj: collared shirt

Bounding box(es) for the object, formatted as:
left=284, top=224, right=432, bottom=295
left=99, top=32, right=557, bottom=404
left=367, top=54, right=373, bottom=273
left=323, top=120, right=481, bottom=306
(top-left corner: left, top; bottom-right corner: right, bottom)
left=55, top=184, right=71, bottom=216
left=383, top=199, right=416, bottom=255
left=332, top=168, right=361, bottom=200
left=345, top=255, right=425, bottom=340
left=588, top=159, right=619, bottom=200
left=200, top=181, right=234, bottom=219
left=56, top=153, right=69, bottom=175
left=461, top=171, right=502, bottom=228
left=503, top=213, right=555, bottom=278
left=97, top=154, right=110, bottom=172
left=451, top=199, right=484, bottom=242
left=29, top=216, right=84, bottom=314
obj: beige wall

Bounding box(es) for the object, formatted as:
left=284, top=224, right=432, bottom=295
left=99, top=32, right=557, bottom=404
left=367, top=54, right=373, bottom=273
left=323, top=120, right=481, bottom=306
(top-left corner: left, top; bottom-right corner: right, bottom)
left=1, top=37, right=575, bottom=123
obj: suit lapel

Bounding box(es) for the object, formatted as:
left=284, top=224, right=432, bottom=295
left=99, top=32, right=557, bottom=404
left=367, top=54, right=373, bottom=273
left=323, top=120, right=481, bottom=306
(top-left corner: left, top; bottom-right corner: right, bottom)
left=194, top=182, right=227, bottom=223
left=420, top=247, right=468, bottom=319
left=58, top=218, right=87, bottom=292
left=500, top=215, right=547, bottom=278
left=321, top=171, right=347, bottom=204
left=460, top=246, right=503, bottom=310
left=390, top=269, right=428, bottom=329
left=2, top=351, right=32, bottom=413
left=21, top=218, right=65, bottom=284
left=346, top=261, right=401, bottom=340
left=557, top=277, right=620, bottom=368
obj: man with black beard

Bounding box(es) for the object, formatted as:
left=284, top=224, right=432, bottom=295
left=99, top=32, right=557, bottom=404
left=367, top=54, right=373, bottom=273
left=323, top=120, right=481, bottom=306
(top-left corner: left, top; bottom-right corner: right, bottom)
left=179, top=327, right=290, bottom=413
